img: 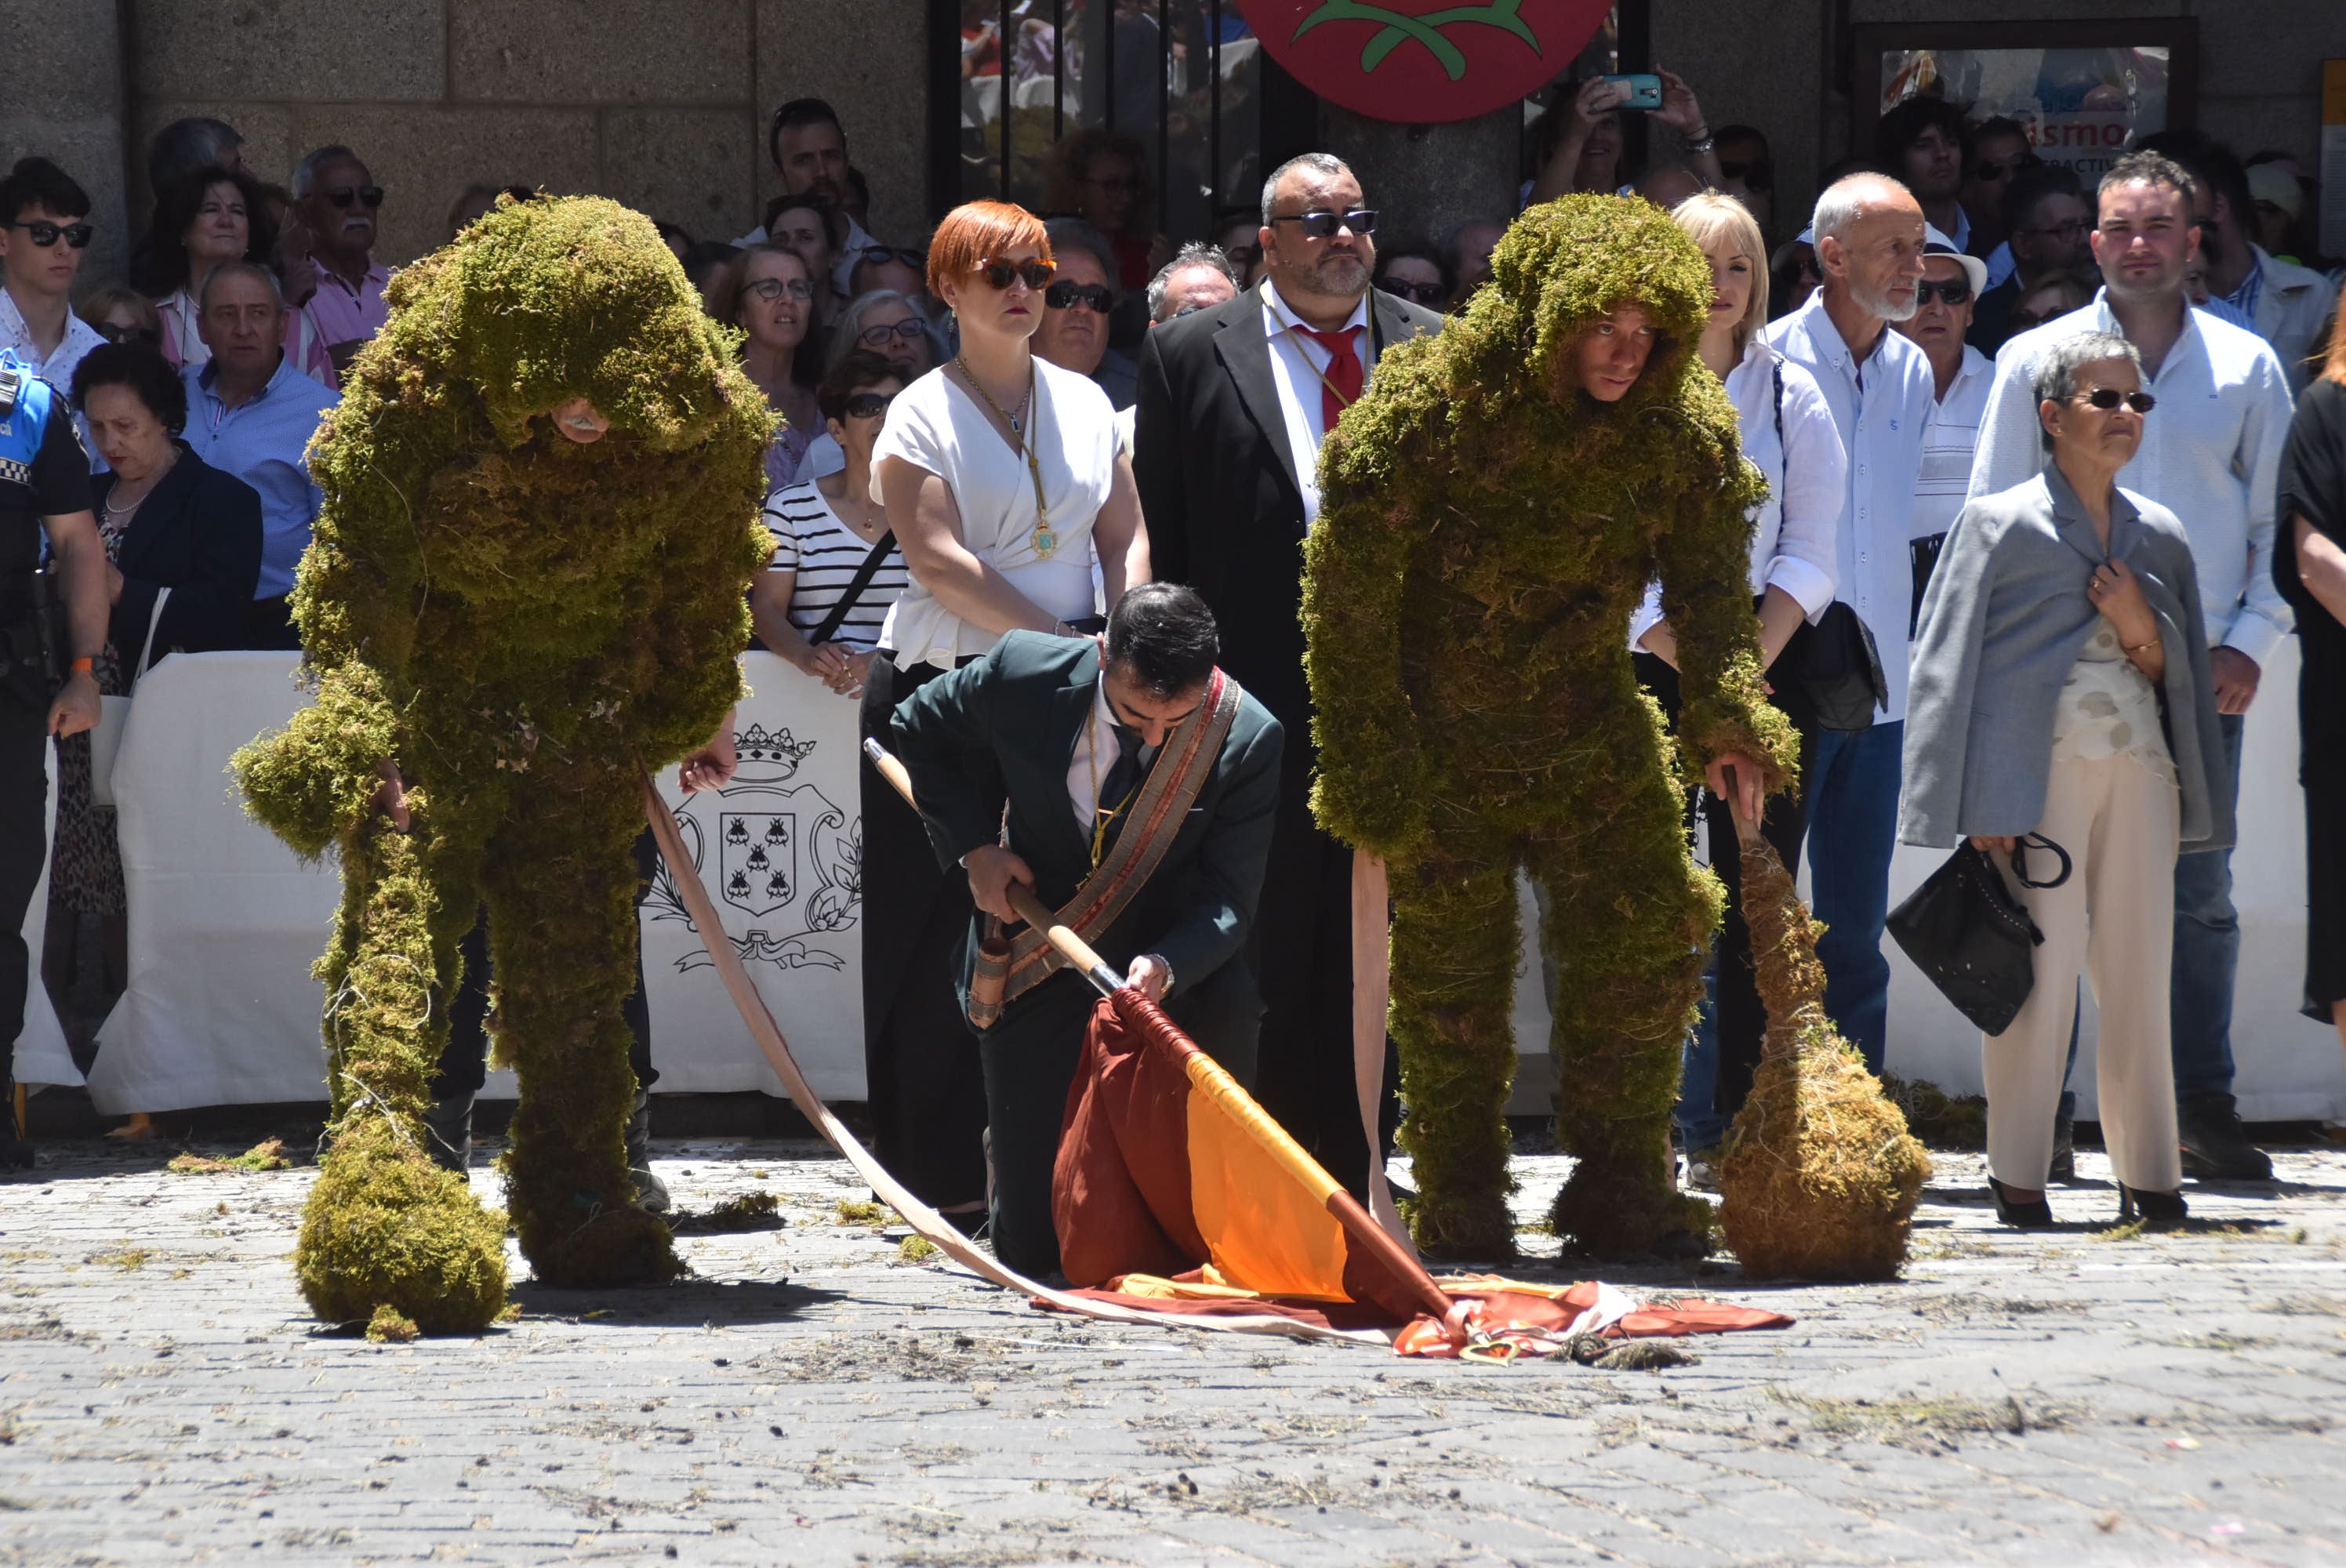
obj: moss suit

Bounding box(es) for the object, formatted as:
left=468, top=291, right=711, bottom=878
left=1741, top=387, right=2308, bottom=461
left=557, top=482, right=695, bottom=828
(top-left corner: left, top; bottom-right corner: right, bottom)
left=236, top=197, right=772, bottom=1325
left=1304, top=197, right=1798, bottom=1259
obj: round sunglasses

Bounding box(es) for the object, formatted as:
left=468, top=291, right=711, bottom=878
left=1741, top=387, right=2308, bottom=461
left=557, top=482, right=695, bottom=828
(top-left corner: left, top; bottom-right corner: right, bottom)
left=2077, top=387, right=2155, bottom=414
left=6, top=220, right=93, bottom=249
left=972, top=257, right=1055, bottom=291
left=1376, top=276, right=1445, bottom=307
left=1044, top=280, right=1114, bottom=313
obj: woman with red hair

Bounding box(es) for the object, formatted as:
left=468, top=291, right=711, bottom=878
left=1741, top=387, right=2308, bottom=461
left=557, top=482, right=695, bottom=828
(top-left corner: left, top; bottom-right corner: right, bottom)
left=858, top=199, right=1150, bottom=1222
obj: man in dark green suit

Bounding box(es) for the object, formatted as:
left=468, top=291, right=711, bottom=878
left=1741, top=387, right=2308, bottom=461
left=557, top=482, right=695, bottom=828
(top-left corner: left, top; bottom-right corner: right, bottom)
left=890, top=584, right=1284, bottom=1277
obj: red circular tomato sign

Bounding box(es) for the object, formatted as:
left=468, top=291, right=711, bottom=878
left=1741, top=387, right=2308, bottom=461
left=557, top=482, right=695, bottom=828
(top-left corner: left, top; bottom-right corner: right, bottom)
left=1236, top=0, right=1614, bottom=124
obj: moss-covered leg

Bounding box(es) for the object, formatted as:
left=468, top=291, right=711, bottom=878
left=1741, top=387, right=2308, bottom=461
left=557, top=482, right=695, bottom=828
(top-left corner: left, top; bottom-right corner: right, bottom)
left=1388, top=831, right=1521, bottom=1261
left=1533, top=737, right=1722, bottom=1257
left=294, top=812, right=510, bottom=1333
left=482, top=767, right=680, bottom=1289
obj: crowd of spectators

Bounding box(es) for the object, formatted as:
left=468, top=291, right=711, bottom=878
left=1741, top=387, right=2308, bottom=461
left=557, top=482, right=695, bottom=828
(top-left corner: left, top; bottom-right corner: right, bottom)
left=2, top=73, right=2342, bottom=1228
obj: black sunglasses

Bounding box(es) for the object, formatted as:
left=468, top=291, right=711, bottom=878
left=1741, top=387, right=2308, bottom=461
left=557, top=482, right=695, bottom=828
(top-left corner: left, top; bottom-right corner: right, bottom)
left=1970, top=154, right=2040, bottom=183
left=324, top=186, right=385, bottom=210
left=2079, top=387, right=2155, bottom=414
left=1376, top=277, right=1445, bottom=307
left=1044, top=280, right=1114, bottom=313
left=1914, top=278, right=1972, bottom=306
left=858, top=245, right=924, bottom=269
left=7, top=220, right=93, bottom=249
left=1269, top=208, right=1378, bottom=240
left=94, top=324, right=158, bottom=345
left=843, top=390, right=895, bottom=420
left=974, top=257, right=1055, bottom=290
left=1717, top=158, right=1773, bottom=190
left=857, top=318, right=929, bottom=348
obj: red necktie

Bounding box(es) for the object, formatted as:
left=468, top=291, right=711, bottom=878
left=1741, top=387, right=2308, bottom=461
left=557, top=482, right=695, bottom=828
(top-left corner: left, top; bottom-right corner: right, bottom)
left=1297, top=325, right=1364, bottom=432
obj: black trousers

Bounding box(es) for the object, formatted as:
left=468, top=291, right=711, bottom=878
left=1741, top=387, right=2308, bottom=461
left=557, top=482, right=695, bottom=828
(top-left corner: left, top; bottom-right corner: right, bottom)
left=1633, top=647, right=1820, bottom=1125
left=981, top=957, right=1261, bottom=1278
left=1, top=679, right=46, bottom=1127
left=859, top=654, right=990, bottom=1208
left=430, top=828, right=659, bottom=1098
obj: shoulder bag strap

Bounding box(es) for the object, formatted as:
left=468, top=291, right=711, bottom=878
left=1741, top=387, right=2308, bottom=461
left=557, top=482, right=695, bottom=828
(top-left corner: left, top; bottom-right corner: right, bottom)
left=804, top=532, right=897, bottom=647
left=130, top=585, right=172, bottom=686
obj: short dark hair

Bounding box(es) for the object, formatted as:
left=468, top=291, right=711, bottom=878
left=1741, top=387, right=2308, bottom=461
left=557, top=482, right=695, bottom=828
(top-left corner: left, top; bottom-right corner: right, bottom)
left=0, top=157, right=90, bottom=227
left=71, top=342, right=188, bottom=434
left=1104, top=583, right=1219, bottom=699
left=147, top=118, right=241, bottom=192
left=763, top=195, right=848, bottom=255
left=1971, top=114, right=2029, bottom=150
left=2000, top=162, right=2085, bottom=238
left=2097, top=149, right=2197, bottom=211
left=134, top=165, right=279, bottom=296
left=2134, top=129, right=2253, bottom=234
left=769, top=97, right=845, bottom=168
left=815, top=349, right=903, bottom=423
left=1374, top=241, right=1455, bottom=297
left=1872, top=97, right=1970, bottom=170
left=1041, top=216, right=1120, bottom=298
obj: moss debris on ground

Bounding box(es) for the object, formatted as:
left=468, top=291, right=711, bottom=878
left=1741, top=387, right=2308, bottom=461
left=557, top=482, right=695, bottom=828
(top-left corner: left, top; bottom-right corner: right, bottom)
left=1879, top=1073, right=1988, bottom=1150
left=668, top=1192, right=784, bottom=1234
left=167, top=1139, right=292, bottom=1174
left=833, top=1199, right=888, bottom=1226
left=897, top=1235, right=941, bottom=1264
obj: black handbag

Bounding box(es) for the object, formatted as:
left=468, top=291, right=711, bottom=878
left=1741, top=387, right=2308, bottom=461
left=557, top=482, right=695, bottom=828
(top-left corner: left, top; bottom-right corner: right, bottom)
left=1887, top=833, right=2073, bottom=1036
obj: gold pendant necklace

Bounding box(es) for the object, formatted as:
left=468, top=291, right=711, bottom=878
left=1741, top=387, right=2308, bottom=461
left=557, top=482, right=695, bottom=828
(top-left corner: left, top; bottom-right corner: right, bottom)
left=955, top=354, right=1055, bottom=559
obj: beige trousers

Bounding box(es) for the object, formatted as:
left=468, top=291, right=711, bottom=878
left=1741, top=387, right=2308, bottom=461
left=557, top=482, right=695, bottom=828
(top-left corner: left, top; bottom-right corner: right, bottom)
left=1984, top=753, right=2184, bottom=1193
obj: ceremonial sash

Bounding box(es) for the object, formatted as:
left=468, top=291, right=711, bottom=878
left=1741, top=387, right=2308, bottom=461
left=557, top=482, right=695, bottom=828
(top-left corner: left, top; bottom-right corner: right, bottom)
left=968, top=666, right=1241, bottom=1029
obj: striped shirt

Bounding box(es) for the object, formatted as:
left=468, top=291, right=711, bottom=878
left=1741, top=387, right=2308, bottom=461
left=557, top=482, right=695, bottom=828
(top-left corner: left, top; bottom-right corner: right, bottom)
left=762, top=479, right=905, bottom=654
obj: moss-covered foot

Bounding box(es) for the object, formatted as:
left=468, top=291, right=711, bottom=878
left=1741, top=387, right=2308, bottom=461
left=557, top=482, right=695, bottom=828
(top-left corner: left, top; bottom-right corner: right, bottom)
left=1404, top=1187, right=1518, bottom=1265
left=1549, top=1156, right=1714, bottom=1259
left=514, top=1195, right=683, bottom=1290
left=294, top=1130, right=509, bottom=1334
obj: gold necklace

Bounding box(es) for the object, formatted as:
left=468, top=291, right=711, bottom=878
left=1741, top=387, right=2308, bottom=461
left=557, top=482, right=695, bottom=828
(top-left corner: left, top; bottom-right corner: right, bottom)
left=954, top=354, right=1055, bottom=559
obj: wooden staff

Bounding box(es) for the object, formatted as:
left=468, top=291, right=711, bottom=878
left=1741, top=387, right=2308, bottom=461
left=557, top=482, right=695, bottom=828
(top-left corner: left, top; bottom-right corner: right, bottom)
left=863, top=739, right=1464, bottom=1337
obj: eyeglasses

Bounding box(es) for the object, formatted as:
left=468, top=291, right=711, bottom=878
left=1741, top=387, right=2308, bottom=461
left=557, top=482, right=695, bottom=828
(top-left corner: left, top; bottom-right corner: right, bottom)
left=2018, top=219, right=2089, bottom=241
left=1268, top=209, right=1378, bottom=240
left=1913, top=278, right=1972, bottom=306
left=1044, top=280, right=1115, bottom=313
left=746, top=276, right=815, bottom=301
left=1376, top=277, right=1446, bottom=307
left=94, top=324, right=158, bottom=345
left=857, top=318, right=930, bottom=347
left=2077, top=387, right=2155, bottom=414
left=322, top=186, right=384, bottom=210
left=973, top=257, right=1055, bottom=291
left=1970, top=154, right=2038, bottom=183
left=843, top=390, right=895, bottom=420
left=5, top=220, right=93, bottom=249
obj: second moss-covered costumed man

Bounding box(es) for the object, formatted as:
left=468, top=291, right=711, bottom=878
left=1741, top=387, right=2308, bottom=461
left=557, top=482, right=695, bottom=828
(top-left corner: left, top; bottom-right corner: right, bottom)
left=1305, top=196, right=1799, bottom=1260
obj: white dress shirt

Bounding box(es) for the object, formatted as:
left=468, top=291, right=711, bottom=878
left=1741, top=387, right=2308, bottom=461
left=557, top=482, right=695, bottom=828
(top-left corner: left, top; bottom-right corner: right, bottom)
left=1760, top=292, right=1936, bottom=724
left=1065, top=677, right=1152, bottom=837
left=1967, top=292, right=2296, bottom=663
left=1261, top=280, right=1377, bottom=527
left=1630, top=334, right=1843, bottom=649
left=1909, top=343, right=1996, bottom=543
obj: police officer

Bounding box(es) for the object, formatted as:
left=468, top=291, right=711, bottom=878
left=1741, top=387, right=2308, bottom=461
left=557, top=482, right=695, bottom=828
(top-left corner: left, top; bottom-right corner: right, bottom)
left=2, top=346, right=107, bottom=1167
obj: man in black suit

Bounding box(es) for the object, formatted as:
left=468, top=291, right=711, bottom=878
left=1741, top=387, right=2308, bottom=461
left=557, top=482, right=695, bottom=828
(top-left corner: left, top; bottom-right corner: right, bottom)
left=1131, top=152, right=1445, bottom=1200
left=890, top=584, right=1283, bottom=1277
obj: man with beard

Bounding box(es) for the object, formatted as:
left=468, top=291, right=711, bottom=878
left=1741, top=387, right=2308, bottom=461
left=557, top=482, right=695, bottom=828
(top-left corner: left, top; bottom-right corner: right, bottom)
left=289, top=146, right=388, bottom=381
left=1759, top=172, right=1934, bottom=1080
left=1874, top=98, right=1972, bottom=253
left=1967, top=165, right=2091, bottom=354
left=1132, top=153, right=1444, bottom=1203
left=739, top=99, right=878, bottom=298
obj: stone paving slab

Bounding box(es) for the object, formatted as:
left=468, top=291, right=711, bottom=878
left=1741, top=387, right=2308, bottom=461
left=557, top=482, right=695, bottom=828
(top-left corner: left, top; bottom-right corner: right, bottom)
left=3, top=1138, right=2344, bottom=1566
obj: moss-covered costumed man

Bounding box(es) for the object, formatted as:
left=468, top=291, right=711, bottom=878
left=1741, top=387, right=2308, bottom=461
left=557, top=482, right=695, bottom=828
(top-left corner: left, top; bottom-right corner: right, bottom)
left=1304, top=195, right=1799, bottom=1261
left=236, top=195, right=772, bottom=1330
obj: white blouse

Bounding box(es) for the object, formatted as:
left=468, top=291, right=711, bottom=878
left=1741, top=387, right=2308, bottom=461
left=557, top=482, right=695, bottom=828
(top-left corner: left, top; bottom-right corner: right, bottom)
left=870, top=356, right=1116, bottom=670
left=1630, top=335, right=1845, bottom=650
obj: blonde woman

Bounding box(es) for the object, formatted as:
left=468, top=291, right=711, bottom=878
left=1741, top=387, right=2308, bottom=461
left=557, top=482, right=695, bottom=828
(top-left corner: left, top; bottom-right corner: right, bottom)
left=1636, top=191, right=1847, bottom=1173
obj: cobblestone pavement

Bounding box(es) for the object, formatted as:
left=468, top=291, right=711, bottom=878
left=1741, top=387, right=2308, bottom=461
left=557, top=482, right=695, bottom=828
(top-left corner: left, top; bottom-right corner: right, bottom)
left=3, top=1136, right=2343, bottom=1567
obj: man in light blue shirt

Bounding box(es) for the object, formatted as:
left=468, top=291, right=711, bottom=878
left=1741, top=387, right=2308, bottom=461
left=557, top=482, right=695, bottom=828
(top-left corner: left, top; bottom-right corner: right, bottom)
left=1759, top=174, right=1935, bottom=1076
left=179, top=261, right=338, bottom=649
left=1968, top=151, right=2294, bottom=1181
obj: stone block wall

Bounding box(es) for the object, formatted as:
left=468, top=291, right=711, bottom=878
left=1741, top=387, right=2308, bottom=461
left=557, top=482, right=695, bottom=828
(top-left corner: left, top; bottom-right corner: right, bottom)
left=2, top=0, right=931, bottom=293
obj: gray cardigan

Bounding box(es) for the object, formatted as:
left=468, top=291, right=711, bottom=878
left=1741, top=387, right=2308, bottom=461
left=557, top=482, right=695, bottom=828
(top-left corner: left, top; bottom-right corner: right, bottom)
left=1900, top=466, right=2235, bottom=851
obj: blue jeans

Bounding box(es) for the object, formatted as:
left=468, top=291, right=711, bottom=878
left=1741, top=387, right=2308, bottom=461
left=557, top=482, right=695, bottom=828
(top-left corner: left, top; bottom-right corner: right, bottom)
left=2170, top=711, right=2245, bottom=1099
left=1675, top=962, right=1726, bottom=1150
left=1807, top=721, right=1904, bottom=1074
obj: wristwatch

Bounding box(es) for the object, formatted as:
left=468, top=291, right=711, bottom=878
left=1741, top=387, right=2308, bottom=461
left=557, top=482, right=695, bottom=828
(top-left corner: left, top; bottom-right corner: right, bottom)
left=1686, top=126, right=1716, bottom=153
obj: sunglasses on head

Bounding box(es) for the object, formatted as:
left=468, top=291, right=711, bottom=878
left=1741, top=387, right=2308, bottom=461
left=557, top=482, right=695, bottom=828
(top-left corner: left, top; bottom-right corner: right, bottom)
left=323, top=186, right=384, bottom=210
left=857, top=318, right=929, bottom=348
left=2078, top=387, right=2155, bottom=414
left=974, top=257, right=1055, bottom=291
left=6, top=220, right=92, bottom=249
left=746, top=275, right=815, bottom=301
left=1269, top=208, right=1378, bottom=240
left=1044, top=279, right=1114, bottom=313
left=1914, top=278, right=1972, bottom=306
left=1376, top=277, right=1445, bottom=307
left=843, top=390, right=895, bottom=420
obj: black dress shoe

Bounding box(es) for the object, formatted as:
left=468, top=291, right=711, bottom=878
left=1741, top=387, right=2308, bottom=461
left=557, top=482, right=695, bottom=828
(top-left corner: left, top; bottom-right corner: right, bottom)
left=2047, top=1106, right=2076, bottom=1182
left=1988, top=1178, right=2054, bottom=1228
left=2177, top=1092, right=2273, bottom=1181
left=2117, top=1185, right=2188, bottom=1226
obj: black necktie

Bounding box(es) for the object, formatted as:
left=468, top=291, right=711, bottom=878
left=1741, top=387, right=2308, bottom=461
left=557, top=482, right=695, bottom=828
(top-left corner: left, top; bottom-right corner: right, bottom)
left=1099, top=724, right=1146, bottom=821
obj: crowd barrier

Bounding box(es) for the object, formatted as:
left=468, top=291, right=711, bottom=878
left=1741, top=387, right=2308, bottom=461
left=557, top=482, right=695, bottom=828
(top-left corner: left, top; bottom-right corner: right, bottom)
left=15, top=644, right=2344, bottom=1124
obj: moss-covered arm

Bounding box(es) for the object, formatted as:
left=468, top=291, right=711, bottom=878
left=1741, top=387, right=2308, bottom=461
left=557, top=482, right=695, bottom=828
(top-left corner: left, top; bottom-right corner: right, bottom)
left=233, top=665, right=405, bottom=860
left=1302, top=477, right=1432, bottom=860
left=1654, top=453, right=1799, bottom=795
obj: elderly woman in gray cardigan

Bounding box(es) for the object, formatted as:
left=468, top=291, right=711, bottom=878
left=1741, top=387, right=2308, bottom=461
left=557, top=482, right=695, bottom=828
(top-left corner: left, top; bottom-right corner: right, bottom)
left=1904, top=331, right=2232, bottom=1229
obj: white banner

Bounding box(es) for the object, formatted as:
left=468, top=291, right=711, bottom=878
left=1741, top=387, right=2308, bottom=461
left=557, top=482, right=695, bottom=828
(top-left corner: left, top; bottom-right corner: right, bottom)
left=13, top=743, right=82, bottom=1092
